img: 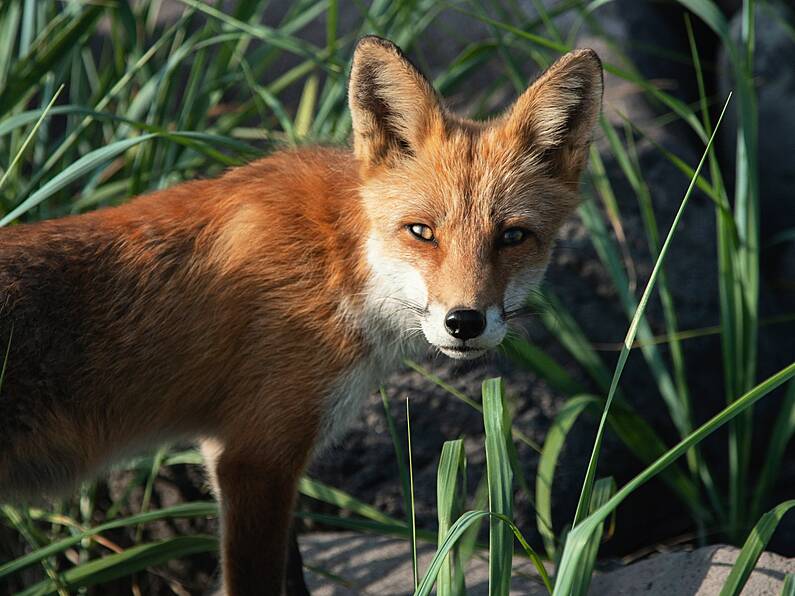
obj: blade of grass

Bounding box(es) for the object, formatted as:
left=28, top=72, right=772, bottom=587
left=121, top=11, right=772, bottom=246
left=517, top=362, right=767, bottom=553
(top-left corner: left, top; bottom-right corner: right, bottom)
left=483, top=378, right=513, bottom=596
left=749, top=381, right=795, bottom=522
left=294, top=510, right=434, bottom=542
left=380, top=387, right=414, bottom=531
left=299, top=477, right=407, bottom=528
left=177, top=0, right=343, bottom=73
left=530, top=290, right=613, bottom=392
left=0, top=84, right=62, bottom=194
left=17, top=536, right=218, bottom=595
left=294, top=74, right=319, bottom=139
left=407, top=397, right=419, bottom=591
left=572, top=93, right=732, bottom=527
left=719, top=500, right=795, bottom=596
left=501, top=335, right=586, bottom=396
left=613, top=114, right=722, bottom=524
left=783, top=574, right=795, bottom=596
left=404, top=359, right=541, bottom=453
left=537, top=396, right=595, bottom=560
left=436, top=439, right=467, bottom=596
left=537, top=395, right=705, bottom=561
left=451, top=6, right=709, bottom=141
left=0, top=502, right=218, bottom=578
left=1, top=133, right=157, bottom=226
left=0, top=505, right=68, bottom=595
left=572, top=477, right=616, bottom=596
left=0, top=4, right=102, bottom=115
left=554, top=361, right=795, bottom=595
left=414, top=510, right=552, bottom=596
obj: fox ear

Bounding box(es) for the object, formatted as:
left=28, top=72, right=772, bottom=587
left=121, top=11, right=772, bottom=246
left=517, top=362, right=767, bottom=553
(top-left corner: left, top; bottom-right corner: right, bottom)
left=505, top=49, right=603, bottom=178
left=349, top=36, right=444, bottom=167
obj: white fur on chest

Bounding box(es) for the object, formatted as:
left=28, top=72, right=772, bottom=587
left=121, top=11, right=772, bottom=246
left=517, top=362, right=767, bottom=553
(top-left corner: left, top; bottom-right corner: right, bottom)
left=316, top=332, right=423, bottom=452
left=316, top=236, right=429, bottom=451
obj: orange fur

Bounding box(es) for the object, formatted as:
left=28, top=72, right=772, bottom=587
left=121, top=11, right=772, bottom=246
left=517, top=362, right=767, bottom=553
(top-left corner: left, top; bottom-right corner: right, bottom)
left=0, top=37, right=602, bottom=594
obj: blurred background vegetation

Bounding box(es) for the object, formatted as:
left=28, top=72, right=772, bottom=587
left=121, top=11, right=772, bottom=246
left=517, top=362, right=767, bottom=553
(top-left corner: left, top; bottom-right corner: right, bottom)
left=0, top=0, right=794, bottom=594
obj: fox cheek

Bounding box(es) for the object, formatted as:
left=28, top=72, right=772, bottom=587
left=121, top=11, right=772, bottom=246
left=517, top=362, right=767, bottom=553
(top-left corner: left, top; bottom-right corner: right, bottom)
left=364, top=234, right=428, bottom=320
left=504, top=269, right=543, bottom=312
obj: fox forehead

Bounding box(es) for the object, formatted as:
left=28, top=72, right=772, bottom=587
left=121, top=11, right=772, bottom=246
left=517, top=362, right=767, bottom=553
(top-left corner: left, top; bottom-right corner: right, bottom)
left=361, top=123, right=578, bottom=244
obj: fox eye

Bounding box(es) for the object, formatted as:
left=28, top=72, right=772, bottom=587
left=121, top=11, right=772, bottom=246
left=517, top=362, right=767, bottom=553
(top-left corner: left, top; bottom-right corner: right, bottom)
left=407, top=223, right=435, bottom=243
left=499, top=227, right=530, bottom=247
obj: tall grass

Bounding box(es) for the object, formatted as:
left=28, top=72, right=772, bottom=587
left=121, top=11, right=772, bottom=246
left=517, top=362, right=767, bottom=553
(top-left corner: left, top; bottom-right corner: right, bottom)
left=1, top=0, right=793, bottom=594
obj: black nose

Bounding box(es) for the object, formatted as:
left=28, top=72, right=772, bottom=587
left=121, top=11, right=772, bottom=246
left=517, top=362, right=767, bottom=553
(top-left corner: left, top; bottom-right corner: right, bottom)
left=444, top=309, right=486, bottom=340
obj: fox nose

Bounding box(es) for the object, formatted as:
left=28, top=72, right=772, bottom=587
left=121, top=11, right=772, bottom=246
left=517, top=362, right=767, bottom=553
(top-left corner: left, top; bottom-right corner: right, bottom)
left=444, top=309, right=486, bottom=340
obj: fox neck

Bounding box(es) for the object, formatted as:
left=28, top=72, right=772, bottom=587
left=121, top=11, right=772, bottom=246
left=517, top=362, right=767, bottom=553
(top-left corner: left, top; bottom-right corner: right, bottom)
left=312, top=175, right=426, bottom=449
left=341, top=226, right=426, bottom=369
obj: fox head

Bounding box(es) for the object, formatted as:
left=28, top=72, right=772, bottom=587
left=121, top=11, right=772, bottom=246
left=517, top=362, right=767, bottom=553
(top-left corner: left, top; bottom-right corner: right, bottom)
left=349, top=36, right=602, bottom=359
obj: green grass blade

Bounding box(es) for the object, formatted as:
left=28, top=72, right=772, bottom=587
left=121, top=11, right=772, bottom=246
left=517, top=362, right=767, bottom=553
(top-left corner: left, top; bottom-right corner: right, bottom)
left=615, top=113, right=722, bottom=522
left=577, top=194, right=685, bottom=436
left=17, top=536, right=218, bottom=595
left=294, top=510, right=434, bottom=542
left=501, top=335, right=586, bottom=396
left=537, top=395, right=704, bottom=561
left=414, top=510, right=552, bottom=596
left=719, top=500, right=795, bottom=596
left=0, top=5, right=102, bottom=115
left=482, top=378, right=513, bottom=595
left=554, top=361, right=795, bottom=595
left=452, top=6, right=708, bottom=141
left=537, top=395, right=596, bottom=560
left=177, top=0, right=342, bottom=73
left=749, top=381, right=795, bottom=521
left=572, top=477, right=616, bottom=596
left=404, top=359, right=542, bottom=453
left=0, top=321, right=11, bottom=390
left=0, top=85, right=61, bottom=194
left=0, top=133, right=156, bottom=226
left=531, top=290, right=613, bottom=393
left=380, top=387, right=414, bottom=530
left=294, top=74, right=319, bottom=139
left=436, top=439, right=467, bottom=596
left=571, top=93, right=732, bottom=527
left=298, top=477, right=406, bottom=528
left=0, top=502, right=217, bottom=578
left=782, top=574, right=795, bottom=596
left=407, top=397, right=419, bottom=591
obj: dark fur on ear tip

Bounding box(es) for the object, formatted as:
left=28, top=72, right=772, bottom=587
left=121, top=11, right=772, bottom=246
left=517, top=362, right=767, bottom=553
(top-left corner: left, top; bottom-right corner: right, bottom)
left=355, top=35, right=400, bottom=52
left=564, top=48, right=604, bottom=94
left=570, top=48, right=602, bottom=68
left=352, top=36, right=428, bottom=79
left=353, top=35, right=413, bottom=65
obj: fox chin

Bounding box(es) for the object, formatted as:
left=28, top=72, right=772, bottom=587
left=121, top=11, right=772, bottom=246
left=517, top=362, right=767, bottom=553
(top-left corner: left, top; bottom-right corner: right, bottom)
left=0, top=36, right=602, bottom=594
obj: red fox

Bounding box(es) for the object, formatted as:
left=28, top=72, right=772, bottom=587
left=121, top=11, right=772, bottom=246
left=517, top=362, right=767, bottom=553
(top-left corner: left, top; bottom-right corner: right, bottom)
left=0, top=37, right=602, bottom=594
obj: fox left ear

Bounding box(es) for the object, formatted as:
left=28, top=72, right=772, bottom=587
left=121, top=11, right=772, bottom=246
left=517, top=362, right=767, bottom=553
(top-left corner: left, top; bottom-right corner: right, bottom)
left=348, top=36, right=445, bottom=169
left=505, top=49, right=603, bottom=179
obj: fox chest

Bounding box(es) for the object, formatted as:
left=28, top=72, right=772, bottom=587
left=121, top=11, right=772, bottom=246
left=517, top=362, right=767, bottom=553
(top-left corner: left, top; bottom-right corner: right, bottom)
left=316, top=337, right=423, bottom=451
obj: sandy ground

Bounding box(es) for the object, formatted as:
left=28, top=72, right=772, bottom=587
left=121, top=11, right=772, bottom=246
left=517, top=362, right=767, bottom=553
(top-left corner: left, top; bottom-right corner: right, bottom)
left=300, top=532, right=795, bottom=595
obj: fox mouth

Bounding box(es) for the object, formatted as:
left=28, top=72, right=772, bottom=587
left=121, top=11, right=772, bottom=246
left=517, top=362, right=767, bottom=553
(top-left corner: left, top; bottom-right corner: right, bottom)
left=437, top=344, right=488, bottom=360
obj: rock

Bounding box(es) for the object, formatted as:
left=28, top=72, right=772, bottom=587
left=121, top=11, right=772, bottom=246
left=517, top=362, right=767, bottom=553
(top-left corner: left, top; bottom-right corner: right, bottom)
left=591, top=545, right=795, bottom=595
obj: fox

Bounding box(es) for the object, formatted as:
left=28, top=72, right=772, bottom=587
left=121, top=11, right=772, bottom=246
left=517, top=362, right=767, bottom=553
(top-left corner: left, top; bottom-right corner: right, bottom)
left=0, top=37, right=602, bottom=594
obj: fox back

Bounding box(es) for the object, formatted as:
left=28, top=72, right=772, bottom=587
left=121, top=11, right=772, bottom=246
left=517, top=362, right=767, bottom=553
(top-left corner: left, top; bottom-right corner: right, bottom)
left=0, top=37, right=602, bottom=594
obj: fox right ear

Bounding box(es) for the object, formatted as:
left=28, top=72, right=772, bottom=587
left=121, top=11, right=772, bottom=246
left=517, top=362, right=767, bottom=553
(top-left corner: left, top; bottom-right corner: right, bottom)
left=348, top=36, right=444, bottom=168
